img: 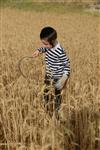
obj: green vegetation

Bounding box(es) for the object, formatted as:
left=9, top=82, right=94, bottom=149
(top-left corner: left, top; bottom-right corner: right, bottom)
left=0, top=0, right=100, bottom=17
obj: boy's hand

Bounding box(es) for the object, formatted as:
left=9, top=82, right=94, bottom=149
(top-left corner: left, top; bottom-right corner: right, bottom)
left=32, top=50, right=40, bottom=57
left=55, top=74, right=69, bottom=90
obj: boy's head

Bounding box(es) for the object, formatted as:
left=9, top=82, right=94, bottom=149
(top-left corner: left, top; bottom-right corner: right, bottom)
left=40, top=26, right=57, bottom=48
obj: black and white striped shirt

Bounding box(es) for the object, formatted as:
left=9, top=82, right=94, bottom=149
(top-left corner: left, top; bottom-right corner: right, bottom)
left=37, top=42, right=70, bottom=79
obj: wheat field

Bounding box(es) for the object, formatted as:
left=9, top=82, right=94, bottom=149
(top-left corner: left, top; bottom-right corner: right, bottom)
left=0, top=2, right=100, bottom=150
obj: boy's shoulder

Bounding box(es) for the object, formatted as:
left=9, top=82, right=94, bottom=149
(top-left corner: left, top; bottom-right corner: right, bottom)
left=55, top=42, right=65, bottom=54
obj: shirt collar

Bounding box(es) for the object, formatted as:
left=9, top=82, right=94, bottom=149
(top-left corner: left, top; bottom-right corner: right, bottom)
left=51, top=41, right=60, bottom=50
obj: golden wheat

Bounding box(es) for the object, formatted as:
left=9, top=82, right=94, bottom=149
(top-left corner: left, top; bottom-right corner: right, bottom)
left=0, top=7, right=100, bottom=150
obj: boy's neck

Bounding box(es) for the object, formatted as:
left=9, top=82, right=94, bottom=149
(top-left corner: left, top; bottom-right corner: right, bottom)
left=52, top=40, right=58, bottom=48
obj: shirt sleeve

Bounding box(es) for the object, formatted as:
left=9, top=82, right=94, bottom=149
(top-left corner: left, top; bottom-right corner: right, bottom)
left=56, top=48, right=70, bottom=77
left=37, top=47, right=47, bottom=53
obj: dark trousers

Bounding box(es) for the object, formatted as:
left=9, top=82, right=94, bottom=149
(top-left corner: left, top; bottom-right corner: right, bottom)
left=43, top=75, right=62, bottom=112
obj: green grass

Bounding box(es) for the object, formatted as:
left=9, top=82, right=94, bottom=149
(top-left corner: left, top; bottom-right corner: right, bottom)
left=0, top=1, right=84, bottom=12
left=0, top=0, right=100, bottom=17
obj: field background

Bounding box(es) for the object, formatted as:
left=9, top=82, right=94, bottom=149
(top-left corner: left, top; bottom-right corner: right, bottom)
left=0, top=0, right=100, bottom=150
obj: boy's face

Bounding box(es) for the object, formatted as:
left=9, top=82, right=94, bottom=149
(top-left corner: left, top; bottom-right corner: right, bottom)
left=42, top=39, right=53, bottom=48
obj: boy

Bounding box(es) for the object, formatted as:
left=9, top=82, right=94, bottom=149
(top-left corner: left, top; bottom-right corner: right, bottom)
left=32, top=26, right=70, bottom=112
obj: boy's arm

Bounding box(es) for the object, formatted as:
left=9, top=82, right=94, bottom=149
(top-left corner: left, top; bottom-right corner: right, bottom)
left=63, top=56, right=70, bottom=77
left=55, top=49, right=70, bottom=90
left=56, top=48, right=70, bottom=76
left=37, top=47, right=47, bottom=53
left=32, top=47, right=47, bottom=57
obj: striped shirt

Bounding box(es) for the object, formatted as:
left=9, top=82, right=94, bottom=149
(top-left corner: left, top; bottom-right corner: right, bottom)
left=37, top=42, right=70, bottom=79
